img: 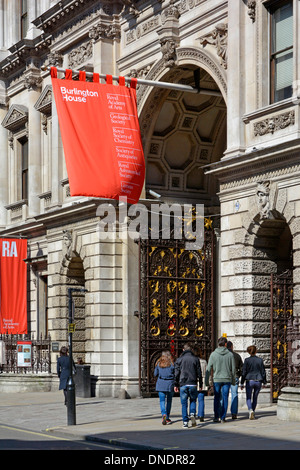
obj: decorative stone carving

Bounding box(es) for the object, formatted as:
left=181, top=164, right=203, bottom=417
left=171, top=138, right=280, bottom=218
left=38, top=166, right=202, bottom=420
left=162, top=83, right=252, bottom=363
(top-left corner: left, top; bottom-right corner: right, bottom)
left=160, top=38, right=177, bottom=68
left=34, top=85, right=53, bottom=135
left=23, top=63, right=43, bottom=91
left=256, top=181, right=271, bottom=220
left=46, top=51, right=63, bottom=68
left=253, top=111, right=295, bottom=136
left=1, top=105, right=28, bottom=132
left=34, top=85, right=52, bottom=116
left=89, top=23, right=121, bottom=41
left=199, top=23, right=228, bottom=69
left=120, top=0, right=139, bottom=17
left=68, top=41, right=93, bottom=69
left=161, top=1, right=181, bottom=24
left=62, top=230, right=73, bottom=267
left=247, top=0, right=256, bottom=22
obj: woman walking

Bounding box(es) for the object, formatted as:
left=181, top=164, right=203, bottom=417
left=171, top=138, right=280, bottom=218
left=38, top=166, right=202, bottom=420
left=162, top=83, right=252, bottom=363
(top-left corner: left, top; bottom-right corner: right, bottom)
left=154, top=350, right=175, bottom=425
left=241, top=345, right=267, bottom=419
left=57, top=346, right=71, bottom=405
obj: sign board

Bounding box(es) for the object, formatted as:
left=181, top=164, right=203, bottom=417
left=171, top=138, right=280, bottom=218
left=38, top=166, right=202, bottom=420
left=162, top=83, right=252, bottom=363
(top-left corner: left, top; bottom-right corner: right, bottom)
left=51, top=67, right=145, bottom=204
left=17, top=341, right=32, bottom=367
left=0, top=239, right=28, bottom=334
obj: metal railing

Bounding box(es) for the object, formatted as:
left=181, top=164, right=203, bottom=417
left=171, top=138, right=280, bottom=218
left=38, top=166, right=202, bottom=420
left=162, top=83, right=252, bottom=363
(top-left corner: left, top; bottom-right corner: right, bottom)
left=287, top=317, right=300, bottom=387
left=0, top=333, right=51, bottom=374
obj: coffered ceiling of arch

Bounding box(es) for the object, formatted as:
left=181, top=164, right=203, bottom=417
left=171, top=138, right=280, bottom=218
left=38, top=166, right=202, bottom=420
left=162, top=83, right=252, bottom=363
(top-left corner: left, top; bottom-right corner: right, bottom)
left=144, top=67, right=226, bottom=205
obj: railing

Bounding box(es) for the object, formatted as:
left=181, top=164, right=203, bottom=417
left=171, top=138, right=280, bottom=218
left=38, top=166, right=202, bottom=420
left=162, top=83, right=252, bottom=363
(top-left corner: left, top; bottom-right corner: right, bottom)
left=287, top=317, right=300, bottom=387
left=0, top=333, right=51, bottom=374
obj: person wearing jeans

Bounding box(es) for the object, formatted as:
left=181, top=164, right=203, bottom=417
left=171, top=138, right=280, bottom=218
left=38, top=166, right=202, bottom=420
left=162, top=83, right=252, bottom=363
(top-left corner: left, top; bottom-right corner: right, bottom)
left=213, top=382, right=231, bottom=421
left=227, top=341, right=243, bottom=419
left=158, top=391, right=174, bottom=424
left=205, top=337, right=236, bottom=423
left=174, top=343, right=202, bottom=428
left=241, top=345, right=266, bottom=419
left=179, top=385, right=198, bottom=425
left=245, top=380, right=262, bottom=415
left=154, top=351, right=175, bottom=425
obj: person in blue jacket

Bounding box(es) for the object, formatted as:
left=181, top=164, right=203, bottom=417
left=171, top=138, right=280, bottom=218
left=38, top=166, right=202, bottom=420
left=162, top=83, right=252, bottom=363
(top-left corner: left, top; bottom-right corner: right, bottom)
left=154, top=350, right=175, bottom=425
left=57, top=346, right=71, bottom=405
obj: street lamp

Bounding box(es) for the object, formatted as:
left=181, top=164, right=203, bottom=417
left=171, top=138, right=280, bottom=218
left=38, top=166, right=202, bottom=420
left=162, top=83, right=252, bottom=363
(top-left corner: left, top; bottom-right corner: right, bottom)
left=67, top=287, right=87, bottom=426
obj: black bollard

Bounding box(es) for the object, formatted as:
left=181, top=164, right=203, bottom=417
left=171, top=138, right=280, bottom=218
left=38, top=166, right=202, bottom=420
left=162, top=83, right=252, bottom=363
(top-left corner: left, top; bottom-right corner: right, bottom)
left=67, top=375, right=76, bottom=425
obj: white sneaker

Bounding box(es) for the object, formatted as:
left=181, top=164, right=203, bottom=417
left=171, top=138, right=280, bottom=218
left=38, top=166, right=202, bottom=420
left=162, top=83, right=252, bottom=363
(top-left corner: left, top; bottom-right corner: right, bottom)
left=249, top=410, right=255, bottom=420
left=182, top=422, right=188, bottom=429
left=190, top=414, right=196, bottom=427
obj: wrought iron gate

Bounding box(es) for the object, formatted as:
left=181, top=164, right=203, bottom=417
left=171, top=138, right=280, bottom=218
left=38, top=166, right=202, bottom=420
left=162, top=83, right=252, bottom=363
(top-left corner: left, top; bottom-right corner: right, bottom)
left=139, top=224, right=215, bottom=395
left=270, top=270, right=293, bottom=402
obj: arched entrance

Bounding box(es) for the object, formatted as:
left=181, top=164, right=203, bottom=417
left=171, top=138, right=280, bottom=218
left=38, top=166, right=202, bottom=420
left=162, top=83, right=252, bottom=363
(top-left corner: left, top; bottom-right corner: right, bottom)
left=249, top=212, right=293, bottom=402
left=137, top=59, right=227, bottom=394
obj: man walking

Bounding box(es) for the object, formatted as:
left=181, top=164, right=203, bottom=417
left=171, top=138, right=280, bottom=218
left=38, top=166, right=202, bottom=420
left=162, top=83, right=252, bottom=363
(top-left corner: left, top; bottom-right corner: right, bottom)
left=174, top=343, right=202, bottom=428
left=227, top=341, right=243, bottom=419
left=205, top=337, right=236, bottom=423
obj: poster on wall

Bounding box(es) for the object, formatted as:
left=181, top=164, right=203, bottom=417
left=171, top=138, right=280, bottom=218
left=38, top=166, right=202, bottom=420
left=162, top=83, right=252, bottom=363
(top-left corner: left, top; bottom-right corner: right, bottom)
left=17, top=341, right=32, bottom=367
left=51, top=67, right=145, bottom=205
left=0, top=238, right=28, bottom=334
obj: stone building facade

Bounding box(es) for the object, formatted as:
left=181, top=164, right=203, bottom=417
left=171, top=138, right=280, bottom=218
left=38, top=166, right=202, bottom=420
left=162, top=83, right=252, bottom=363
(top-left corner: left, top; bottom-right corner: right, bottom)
left=0, top=0, right=299, bottom=400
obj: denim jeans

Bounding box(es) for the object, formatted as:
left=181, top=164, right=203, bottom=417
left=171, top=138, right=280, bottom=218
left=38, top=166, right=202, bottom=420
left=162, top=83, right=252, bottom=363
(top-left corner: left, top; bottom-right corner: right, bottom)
left=230, top=377, right=239, bottom=415
left=246, top=380, right=262, bottom=411
left=180, top=385, right=198, bottom=422
left=213, top=382, right=231, bottom=420
left=158, top=391, right=174, bottom=418
left=197, top=391, right=205, bottom=418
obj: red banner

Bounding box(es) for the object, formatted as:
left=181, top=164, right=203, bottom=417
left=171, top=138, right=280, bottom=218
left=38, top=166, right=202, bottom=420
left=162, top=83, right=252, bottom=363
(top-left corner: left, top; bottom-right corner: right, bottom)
left=51, top=67, right=145, bottom=204
left=0, top=239, right=27, bottom=334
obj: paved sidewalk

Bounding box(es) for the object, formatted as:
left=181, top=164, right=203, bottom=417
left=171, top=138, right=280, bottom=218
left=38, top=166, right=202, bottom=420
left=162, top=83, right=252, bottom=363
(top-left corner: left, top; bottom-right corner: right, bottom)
left=0, top=391, right=299, bottom=450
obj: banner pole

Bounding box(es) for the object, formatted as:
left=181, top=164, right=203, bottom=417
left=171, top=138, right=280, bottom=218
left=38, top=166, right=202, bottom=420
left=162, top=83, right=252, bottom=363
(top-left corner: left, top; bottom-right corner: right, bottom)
left=41, top=65, right=222, bottom=96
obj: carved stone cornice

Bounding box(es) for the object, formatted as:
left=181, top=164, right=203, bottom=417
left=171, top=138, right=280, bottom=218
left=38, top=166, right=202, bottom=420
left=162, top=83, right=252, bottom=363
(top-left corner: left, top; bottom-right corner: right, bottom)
left=1, top=104, right=28, bottom=132
left=205, top=143, right=300, bottom=189
left=32, top=0, right=95, bottom=33
left=0, top=37, right=50, bottom=79
left=34, top=85, right=52, bottom=116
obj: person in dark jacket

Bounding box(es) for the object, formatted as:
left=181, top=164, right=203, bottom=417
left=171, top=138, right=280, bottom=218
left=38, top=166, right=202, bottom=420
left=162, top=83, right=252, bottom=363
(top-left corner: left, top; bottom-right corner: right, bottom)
left=57, top=346, right=71, bottom=405
left=174, top=343, right=202, bottom=428
left=154, top=350, right=175, bottom=425
left=241, top=345, right=266, bottom=419
left=227, top=341, right=243, bottom=419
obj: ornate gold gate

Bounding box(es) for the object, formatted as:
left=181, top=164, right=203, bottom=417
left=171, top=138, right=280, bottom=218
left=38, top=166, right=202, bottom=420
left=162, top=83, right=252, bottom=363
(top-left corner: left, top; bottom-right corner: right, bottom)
left=270, top=270, right=293, bottom=402
left=139, top=222, right=215, bottom=395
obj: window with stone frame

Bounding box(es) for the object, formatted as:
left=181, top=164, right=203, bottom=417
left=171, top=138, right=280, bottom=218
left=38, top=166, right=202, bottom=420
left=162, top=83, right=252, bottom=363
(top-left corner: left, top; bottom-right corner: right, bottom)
left=20, top=0, right=28, bottom=39
left=18, top=136, right=28, bottom=201
left=269, top=0, right=293, bottom=103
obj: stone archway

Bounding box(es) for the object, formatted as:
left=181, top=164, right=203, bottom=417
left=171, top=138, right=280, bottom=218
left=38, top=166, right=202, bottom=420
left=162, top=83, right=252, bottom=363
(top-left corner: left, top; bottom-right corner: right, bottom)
left=136, top=49, right=227, bottom=389
left=228, top=181, right=296, bottom=402
left=59, top=229, right=87, bottom=364
left=137, top=49, right=227, bottom=209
